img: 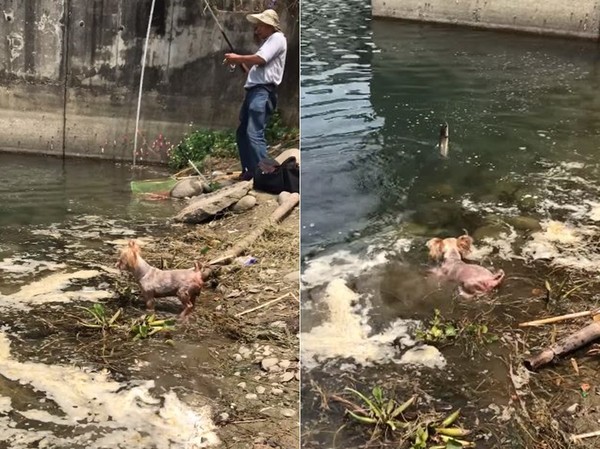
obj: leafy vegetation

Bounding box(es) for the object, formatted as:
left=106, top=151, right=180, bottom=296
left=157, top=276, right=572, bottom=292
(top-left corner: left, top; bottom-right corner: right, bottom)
left=416, top=309, right=497, bottom=346
left=167, top=110, right=299, bottom=170
left=130, top=314, right=176, bottom=340
left=341, top=386, right=474, bottom=448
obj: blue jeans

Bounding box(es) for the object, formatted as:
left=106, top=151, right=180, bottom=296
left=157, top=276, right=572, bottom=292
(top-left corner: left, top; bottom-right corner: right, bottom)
left=236, top=86, right=277, bottom=176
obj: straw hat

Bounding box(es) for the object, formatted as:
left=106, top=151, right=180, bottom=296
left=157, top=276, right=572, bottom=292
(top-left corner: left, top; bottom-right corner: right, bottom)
left=246, top=9, right=281, bottom=31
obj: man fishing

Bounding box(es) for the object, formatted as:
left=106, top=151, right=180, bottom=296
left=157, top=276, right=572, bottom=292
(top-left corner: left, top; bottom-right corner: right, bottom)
left=224, top=9, right=287, bottom=180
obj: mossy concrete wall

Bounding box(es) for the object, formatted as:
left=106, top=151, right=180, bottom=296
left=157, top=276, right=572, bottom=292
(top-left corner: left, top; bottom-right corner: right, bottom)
left=0, top=0, right=298, bottom=163
left=373, top=0, right=600, bottom=39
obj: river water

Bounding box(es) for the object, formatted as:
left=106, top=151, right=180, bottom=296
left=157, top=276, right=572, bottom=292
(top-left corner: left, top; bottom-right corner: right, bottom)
left=0, top=153, right=221, bottom=448
left=301, top=0, right=600, bottom=447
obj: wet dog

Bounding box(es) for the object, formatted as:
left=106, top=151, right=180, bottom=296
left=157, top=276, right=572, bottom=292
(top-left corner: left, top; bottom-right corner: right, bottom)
left=116, top=240, right=205, bottom=320
left=426, top=235, right=504, bottom=298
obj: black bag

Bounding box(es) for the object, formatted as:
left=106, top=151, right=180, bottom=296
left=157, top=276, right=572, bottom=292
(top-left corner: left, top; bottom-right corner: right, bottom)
left=253, top=156, right=299, bottom=194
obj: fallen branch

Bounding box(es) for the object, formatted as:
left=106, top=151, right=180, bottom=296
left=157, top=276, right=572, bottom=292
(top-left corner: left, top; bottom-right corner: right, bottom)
left=570, top=429, right=600, bottom=442
left=235, top=293, right=291, bottom=317
left=524, top=321, right=600, bottom=371
left=208, top=193, right=300, bottom=265
left=519, top=308, right=600, bottom=327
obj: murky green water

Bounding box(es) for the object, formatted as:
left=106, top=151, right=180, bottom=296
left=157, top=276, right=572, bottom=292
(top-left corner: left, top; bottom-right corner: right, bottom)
left=301, top=0, right=600, bottom=447
left=0, top=153, right=223, bottom=448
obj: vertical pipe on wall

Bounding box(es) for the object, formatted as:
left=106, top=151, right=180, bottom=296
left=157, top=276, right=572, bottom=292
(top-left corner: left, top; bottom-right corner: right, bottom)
left=133, top=0, right=157, bottom=167
left=61, top=0, right=71, bottom=160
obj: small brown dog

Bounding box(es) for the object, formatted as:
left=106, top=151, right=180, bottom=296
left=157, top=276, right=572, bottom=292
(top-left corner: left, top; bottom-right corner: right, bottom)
left=426, top=235, right=504, bottom=298
left=116, top=240, right=205, bottom=320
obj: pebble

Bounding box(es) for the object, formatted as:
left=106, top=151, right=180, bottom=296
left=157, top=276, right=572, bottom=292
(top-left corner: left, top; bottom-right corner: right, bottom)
left=279, top=360, right=291, bottom=369
left=245, top=393, right=258, bottom=400
left=271, top=388, right=283, bottom=395
left=280, top=372, right=294, bottom=383
left=232, top=195, right=257, bottom=212
left=234, top=354, right=243, bottom=362
left=237, top=382, right=247, bottom=389
left=283, top=271, right=298, bottom=283
left=261, top=358, right=279, bottom=371
left=566, top=403, right=579, bottom=414
left=256, top=386, right=266, bottom=394
left=280, top=408, right=296, bottom=417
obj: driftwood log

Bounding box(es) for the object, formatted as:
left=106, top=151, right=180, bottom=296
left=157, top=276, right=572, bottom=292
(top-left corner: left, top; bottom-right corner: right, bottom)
left=208, top=192, right=300, bottom=266
left=524, top=321, right=600, bottom=371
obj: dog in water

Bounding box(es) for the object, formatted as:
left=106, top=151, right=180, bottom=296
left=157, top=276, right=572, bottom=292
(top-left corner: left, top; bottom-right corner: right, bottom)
left=116, top=240, right=206, bottom=320
left=426, top=235, right=504, bottom=298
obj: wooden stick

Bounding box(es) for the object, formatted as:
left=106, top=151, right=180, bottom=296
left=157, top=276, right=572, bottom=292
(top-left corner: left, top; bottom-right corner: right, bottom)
left=208, top=193, right=299, bottom=266
left=519, top=309, right=600, bottom=327
left=524, top=321, right=600, bottom=371
left=570, top=429, right=600, bottom=442
left=235, top=293, right=291, bottom=317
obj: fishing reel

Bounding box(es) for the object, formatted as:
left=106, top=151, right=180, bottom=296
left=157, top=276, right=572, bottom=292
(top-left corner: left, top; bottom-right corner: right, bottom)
left=222, top=59, right=236, bottom=73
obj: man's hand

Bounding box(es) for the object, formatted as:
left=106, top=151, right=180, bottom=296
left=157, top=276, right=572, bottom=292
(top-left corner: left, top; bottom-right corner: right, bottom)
left=224, top=53, right=242, bottom=65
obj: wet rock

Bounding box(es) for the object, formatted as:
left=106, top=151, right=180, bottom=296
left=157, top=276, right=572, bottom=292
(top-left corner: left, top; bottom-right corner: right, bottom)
left=170, top=177, right=206, bottom=199
left=401, top=222, right=430, bottom=237
left=261, top=358, right=279, bottom=371
left=232, top=195, right=257, bottom=213
left=515, top=187, right=540, bottom=212
left=424, top=183, right=454, bottom=200
left=413, top=201, right=461, bottom=229
left=473, top=223, right=509, bottom=241
left=506, top=216, right=542, bottom=232
left=174, top=181, right=252, bottom=223
left=491, top=179, right=520, bottom=202
left=256, top=386, right=266, bottom=394
left=280, top=372, right=294, bottom=383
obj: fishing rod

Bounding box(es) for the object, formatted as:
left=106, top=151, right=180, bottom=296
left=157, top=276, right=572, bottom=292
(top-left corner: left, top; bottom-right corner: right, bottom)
left=202, top=0, right=249, bottom=73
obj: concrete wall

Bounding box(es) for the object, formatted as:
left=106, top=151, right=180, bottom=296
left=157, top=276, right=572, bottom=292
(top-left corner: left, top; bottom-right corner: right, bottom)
left=372, top=0, right=600, bottom=39
left=0, top=0, right=298, bottom=163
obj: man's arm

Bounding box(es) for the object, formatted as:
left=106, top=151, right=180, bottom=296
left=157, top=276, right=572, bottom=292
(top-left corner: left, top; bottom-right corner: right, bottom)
left=224, top=53, right=266, bottom=67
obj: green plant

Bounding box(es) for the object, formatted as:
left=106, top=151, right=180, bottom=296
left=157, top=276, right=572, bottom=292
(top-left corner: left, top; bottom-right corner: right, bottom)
left=416, top=309, right=458, bottom=343
left=265, top=110, right=299, bottom=144
left=74, top=304, right=122, bottom=330
left=168, top=129, right=237, bottom=170
left=341, top=386, right=474, bottom=447
left=130, top=314, right=175, bottom=340
left=345, top=386, right=414, bottom=437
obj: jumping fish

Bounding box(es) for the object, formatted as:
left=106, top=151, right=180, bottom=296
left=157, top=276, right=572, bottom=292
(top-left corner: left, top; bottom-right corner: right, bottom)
left=438, top=122, right=449, bottom=158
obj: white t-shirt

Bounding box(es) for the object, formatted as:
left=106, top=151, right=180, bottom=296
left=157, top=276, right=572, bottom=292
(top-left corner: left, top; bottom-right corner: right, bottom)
left=244, top=32, right=287, bottom=89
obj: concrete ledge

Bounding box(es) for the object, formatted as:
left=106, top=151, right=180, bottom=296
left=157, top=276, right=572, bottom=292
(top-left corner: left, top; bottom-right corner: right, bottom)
left=373, top=0, right=600, bottom=40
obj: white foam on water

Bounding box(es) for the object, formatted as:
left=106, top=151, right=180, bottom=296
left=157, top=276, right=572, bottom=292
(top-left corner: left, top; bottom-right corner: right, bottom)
left=0, top=331, right=219, bottom=448
left=399, top=346, right=446, bottom=369
left=301, top=278, right=443, bottom=370
left=522, top=220, right=600, bottom=271
left=470, top=227, right=520, bottom=261
left=302, top=248, right=389, bottom=288
left=0, top=270, right=112, bottom=309
left=0, top=257, right=66, bottom=277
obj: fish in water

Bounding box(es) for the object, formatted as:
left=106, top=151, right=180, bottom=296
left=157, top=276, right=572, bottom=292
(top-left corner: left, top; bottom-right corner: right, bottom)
left=438, top=122, right=449, bottom=157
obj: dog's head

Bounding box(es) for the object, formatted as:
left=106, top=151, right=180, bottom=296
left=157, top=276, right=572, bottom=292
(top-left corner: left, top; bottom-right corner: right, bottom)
left=115, top=240, right=141, bottom=271
left=426, top=235, right=473, bottom=261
